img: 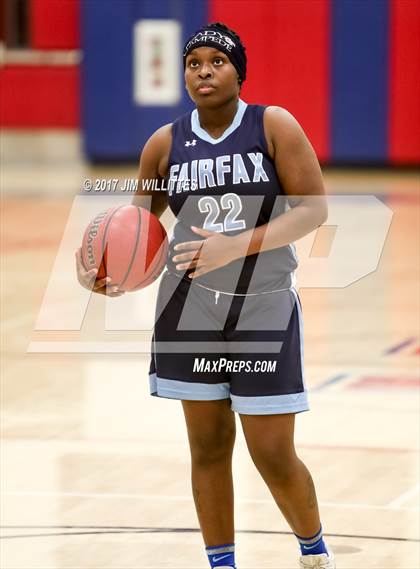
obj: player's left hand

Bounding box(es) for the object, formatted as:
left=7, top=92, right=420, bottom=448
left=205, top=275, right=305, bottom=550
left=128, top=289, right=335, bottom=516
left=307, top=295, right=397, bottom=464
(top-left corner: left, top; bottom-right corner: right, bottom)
left=172, top=226, right=239, bottom=279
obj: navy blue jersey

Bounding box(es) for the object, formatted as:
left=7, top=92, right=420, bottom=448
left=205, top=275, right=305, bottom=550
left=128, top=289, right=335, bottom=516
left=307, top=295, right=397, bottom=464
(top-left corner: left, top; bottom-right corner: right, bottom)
left=165, top=99, right=298, bottom=294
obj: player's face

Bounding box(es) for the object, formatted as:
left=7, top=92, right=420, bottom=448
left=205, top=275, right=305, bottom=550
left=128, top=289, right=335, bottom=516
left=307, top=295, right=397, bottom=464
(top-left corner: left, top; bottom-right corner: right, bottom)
left=184, top=47, right=240, bottom=106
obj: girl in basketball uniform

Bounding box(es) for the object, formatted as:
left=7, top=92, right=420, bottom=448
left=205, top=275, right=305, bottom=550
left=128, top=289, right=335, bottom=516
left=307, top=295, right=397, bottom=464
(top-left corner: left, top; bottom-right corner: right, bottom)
left=76, top=22, right=335, bottom=569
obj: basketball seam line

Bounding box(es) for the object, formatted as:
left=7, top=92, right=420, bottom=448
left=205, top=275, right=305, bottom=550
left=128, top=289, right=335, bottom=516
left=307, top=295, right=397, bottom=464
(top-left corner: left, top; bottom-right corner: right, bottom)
left=119, top=206, right=142, bottom=289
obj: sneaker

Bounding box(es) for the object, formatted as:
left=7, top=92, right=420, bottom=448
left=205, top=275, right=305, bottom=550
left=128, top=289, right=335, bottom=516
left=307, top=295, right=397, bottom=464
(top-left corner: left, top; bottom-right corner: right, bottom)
left=299, top=545, right=335, bottom=568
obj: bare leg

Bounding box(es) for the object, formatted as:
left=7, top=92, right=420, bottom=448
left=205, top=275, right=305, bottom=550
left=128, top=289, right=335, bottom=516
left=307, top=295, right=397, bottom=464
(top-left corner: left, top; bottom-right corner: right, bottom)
left=239, top=413, right=321, bottom=537
left=182, top=399, right=236, bottom=546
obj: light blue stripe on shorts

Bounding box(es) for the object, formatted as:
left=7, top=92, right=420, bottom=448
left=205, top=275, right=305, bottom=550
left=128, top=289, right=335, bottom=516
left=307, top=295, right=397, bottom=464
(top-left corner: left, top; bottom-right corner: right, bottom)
left=230, top=391, right=309, bottom=415
left=150, top=373, right=309, bottom=414
left=149, top=373, right=230, bottom=401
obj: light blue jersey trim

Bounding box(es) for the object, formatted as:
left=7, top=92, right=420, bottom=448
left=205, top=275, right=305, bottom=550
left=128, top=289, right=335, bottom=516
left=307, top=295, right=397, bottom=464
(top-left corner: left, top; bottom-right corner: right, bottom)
left=191, top=98, right=248, bottom=144
left=149, top=372, right=230, bottom=400
left=230, top=391, right=309, bottom=415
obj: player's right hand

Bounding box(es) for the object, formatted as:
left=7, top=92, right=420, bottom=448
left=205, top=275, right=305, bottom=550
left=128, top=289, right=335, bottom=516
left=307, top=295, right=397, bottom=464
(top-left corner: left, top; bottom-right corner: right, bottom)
left=75, top=248, right=125, bottom=297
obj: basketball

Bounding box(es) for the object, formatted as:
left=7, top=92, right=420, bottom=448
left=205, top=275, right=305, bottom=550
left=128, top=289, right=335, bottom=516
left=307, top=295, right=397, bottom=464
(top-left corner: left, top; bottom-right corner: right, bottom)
left=81, top=205, right=168, bottom=291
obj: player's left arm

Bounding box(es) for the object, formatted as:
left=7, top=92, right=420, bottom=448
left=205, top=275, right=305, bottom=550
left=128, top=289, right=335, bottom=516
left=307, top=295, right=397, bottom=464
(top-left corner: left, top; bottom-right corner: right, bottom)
left=230, top=106, right=328, bottom=257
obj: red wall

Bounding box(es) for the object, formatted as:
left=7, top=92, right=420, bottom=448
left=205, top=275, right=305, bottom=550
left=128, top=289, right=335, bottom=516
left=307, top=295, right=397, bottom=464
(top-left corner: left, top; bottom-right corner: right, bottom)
left=0, top=65, right=79, bottom=128
left=29, top=0, right=80, bottom=49
left=209, top=0, right=330, bottom=161
left=389, top=0, right=420, bottom=163
left=0, top=0, right=80, bottom=128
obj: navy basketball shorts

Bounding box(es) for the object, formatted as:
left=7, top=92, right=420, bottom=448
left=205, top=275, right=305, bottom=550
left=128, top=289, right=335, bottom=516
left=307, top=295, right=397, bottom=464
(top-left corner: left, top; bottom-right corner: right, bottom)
left=149, top=271, right=309, bottom=415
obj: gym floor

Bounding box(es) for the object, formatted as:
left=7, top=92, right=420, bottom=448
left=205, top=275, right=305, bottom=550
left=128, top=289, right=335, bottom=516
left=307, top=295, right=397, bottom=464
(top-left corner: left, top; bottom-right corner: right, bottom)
left=1, top=131, right=419, bottom=568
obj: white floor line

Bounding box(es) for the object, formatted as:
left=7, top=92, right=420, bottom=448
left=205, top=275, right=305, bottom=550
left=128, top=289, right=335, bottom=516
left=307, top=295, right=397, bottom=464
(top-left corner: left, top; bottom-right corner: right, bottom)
left=2, top=491, right=418, bottom=512
left=387, top=484, right=420, bottom=508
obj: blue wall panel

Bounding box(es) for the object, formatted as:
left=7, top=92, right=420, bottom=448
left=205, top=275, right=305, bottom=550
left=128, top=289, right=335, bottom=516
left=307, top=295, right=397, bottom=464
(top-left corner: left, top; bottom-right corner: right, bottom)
left=82, top=0, right=207, bottom=160
left=332, top=0, right=389, bottom=162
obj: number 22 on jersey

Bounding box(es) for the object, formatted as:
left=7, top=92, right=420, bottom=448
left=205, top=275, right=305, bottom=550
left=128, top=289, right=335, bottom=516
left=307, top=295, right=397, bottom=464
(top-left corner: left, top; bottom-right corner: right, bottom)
left=198, top=193, right=246, bottom=233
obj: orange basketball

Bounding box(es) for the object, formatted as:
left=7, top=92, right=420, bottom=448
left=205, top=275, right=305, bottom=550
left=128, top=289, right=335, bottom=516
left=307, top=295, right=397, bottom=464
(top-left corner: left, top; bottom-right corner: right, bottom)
left=81, top=205, right=168, bottom=291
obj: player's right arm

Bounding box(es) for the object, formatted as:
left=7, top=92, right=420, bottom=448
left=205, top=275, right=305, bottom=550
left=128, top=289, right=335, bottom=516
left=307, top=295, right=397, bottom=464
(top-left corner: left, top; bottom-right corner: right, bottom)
left=75, top=124, right=172, bottom=295
left=132, top=122, right=172, bottom=217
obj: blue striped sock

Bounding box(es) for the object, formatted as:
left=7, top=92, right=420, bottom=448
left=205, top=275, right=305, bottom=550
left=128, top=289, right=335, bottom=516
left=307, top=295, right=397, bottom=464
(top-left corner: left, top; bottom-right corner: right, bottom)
left=295, top=525, right=328, bottom=556
left=206, top=543, right=236, bottom=568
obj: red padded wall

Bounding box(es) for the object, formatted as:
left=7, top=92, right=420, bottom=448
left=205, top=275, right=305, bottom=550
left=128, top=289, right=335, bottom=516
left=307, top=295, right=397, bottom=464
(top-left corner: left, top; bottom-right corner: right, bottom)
left=0, top=66, right=79, bottom=128
left=389, top=0, right=420, bottom=164
left=209, top=0, right=330, bottom=161
left=29, top=0, right=80, bottom=49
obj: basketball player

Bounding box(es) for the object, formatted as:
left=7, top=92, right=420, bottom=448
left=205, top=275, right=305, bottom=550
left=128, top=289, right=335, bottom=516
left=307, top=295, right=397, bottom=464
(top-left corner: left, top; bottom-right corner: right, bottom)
left=76, top=22, right=335, bottom=569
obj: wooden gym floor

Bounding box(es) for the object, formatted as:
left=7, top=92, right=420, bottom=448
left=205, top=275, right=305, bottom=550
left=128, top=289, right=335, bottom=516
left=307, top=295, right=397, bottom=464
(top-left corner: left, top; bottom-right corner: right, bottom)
left=1, top=131, right=419, bottom=568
